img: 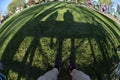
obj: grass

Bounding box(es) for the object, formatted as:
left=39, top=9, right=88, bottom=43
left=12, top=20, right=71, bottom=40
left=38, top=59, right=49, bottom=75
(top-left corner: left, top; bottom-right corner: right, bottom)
left=0, top=2, right=120, bottom=80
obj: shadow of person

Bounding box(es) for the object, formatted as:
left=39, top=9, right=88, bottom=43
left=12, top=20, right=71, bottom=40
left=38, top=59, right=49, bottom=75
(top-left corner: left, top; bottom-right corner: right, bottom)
left=64, top=10, right=74, bottom=23
left=46, top=11, right=58, bottom=23
left=54, top=10, right=75, bottom=67
left=70, top=38, right=76, bottom=69
left=54, top=38, right=63, bottom=70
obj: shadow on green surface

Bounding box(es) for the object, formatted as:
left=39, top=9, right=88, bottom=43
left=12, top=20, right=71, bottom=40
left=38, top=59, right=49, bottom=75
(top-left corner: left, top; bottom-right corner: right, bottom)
left=1, top=7, right=120, bottom=80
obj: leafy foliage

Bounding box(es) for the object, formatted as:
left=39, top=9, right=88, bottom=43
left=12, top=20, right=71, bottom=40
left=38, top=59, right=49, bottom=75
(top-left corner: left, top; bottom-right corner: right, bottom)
left=100, top=0, right=112, bottom=5
left=28, top=0, right=36, bottom=5
left=7, top=0, right=26, bottom=14
left=34, top=0, right=41, bottom=3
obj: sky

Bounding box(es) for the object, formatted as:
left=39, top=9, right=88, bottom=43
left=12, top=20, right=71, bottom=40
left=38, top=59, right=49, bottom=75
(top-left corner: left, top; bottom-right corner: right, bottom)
left=0, top=0, right=29, bottom=15
left=0, top=0, right=120, bottom=15
left=111, top=0, right=120, bottom=11
left=0, top=0, right=12, bottom=15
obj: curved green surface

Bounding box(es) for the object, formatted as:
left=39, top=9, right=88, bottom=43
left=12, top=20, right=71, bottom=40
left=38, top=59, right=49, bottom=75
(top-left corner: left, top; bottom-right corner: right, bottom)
left=0, top=2, right=120, bottom=80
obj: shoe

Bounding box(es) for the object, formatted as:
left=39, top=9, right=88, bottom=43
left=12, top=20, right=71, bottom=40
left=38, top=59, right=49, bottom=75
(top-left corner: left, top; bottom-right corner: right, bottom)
left=69, top=59, right=76, bottom=72
left=69, top=65, right=76, bottom=72
left=55, top=65, right=61, bottom=71
left=54, top=58, right=61, bottom=71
